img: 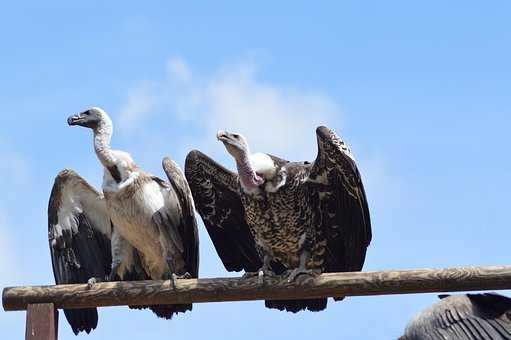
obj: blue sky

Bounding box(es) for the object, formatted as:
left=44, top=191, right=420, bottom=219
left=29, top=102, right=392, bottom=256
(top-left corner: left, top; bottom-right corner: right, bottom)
left=1, top=1, right=510, bottom=339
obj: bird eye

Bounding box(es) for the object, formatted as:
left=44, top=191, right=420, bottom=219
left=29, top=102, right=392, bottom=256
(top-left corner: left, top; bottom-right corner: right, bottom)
left=233, top=134, right=239, bottom=138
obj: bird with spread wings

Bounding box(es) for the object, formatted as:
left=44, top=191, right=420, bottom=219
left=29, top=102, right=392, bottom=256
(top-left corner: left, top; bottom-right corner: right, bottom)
left=185, top=126, right=371, bottom=313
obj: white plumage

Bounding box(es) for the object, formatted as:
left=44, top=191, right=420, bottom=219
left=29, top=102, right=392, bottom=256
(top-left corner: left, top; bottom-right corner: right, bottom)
left=48, top=107, right=199, bottom=334
left=250, top=152, right=277, bottom=179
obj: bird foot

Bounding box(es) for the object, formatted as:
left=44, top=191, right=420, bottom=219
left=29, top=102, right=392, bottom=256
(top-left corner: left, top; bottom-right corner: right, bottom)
left=177, top=272, right=192, bottom=279
left=169, top=272, right=191, bottom=289
left=286, top=268, right=321, bottom=283
left=257, top=269, right=276, bottom=285
left=107, top=271, right=118, bottom=282
left=242, top=271, right=259, bottom=279
left=108, top=262, right=120, bottom=281
left=242, top=268, right=275, bottom=284
left=87, top=277, right=102, bottom=289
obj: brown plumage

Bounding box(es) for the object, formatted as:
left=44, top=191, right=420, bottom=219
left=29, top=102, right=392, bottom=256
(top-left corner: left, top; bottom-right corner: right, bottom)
left=186, top=126, right=371, bottom=312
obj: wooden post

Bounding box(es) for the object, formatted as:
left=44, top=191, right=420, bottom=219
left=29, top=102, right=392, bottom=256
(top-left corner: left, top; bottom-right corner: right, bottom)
left=3, top=265, right=511, bottom=311
left=25, top=303, right=58, bottom=340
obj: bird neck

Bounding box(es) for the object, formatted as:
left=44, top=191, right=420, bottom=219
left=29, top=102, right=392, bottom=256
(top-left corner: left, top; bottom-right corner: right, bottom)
left=236, top=152, right=264, bottom=191
left=93, top=121, right=116, bottom=168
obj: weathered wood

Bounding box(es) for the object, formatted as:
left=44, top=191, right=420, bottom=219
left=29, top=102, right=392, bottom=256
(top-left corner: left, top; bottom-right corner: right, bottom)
left=25, top=303, right=58, bottom=340
left=4, top=265, right=511, bottom=311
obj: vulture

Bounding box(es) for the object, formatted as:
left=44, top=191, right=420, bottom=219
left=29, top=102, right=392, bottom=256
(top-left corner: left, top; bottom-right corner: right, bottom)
left=48, top=107, right=199, bottom=334
left=185, top=126, right=371, bottom=312
left=400, top=293, right=511, bottom=340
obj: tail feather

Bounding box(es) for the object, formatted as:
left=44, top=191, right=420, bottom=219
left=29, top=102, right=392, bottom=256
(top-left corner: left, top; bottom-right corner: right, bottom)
left=263, top=262, right=328, bottom=313
left=150, top=304, right=193, bottom=319
left=128, top=304, right=193, bottom=319
left=265, top=298, right=327, bottom=313
left=123, top=261, right=193, bottom=319
left=63, top=308, right=98, bottom=335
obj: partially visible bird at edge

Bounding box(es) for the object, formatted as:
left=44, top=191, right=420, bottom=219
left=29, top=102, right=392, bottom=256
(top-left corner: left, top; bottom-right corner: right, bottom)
left=400, top=293, right=511, bottom=340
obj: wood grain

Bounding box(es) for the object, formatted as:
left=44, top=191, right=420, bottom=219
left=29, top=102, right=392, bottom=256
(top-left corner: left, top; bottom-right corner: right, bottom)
left=4, top=265, right=511, bottom=311
left=25, top=303, right=58, bottom=340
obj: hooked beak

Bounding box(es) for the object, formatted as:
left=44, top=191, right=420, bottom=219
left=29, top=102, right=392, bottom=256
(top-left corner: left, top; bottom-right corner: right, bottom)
left=67, top=110, right=89, bottom=126
left=216, top=130, right=247, bottom=155
left=216, top=130, right=228, bottom=141
left=67, top=114, right=83, bottom=126
left=216, top=130, right=238, bottom=148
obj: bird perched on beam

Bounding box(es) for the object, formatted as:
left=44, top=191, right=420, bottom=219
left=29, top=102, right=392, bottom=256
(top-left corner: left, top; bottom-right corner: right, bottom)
left=401, top=293, right=511, bottom=339
left=48, top=107, right=199, bottom=334
left=185, top=126, right=371, bottom=312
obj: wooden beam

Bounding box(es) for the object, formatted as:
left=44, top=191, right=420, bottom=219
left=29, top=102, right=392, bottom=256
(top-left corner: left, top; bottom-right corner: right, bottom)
left=4, top=265, right=511, bottom=311
left=25, top=303, right=58, bottom=340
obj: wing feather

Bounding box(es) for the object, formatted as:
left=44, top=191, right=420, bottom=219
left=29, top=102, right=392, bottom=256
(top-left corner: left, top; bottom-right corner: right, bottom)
left=48, top=169, right=112, bottom=335
left=307, top=126, right=371, bottom=273
left=185, top=150, right=261, bottom=272
left=161, top=157, right=200, bottom=278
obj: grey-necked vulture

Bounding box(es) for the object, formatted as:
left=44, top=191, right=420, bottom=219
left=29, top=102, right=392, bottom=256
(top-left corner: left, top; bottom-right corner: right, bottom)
left=185, top=126, right=371, bottom=313
left=48, top=107, right=199, bottom=334
left=401, top=293, right=511, bottom=339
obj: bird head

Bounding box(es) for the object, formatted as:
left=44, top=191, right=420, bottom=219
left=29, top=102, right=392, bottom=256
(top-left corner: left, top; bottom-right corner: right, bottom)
left=67, top=107, right=111, bottom=130
left=216, top=130, right=250, bottom=161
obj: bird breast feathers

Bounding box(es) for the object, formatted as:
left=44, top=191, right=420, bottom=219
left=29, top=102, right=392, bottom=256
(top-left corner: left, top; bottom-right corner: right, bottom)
left=106, top=179, right=168, bottom=233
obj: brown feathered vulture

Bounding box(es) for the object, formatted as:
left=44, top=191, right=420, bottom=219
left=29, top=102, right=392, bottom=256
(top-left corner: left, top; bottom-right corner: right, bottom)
left=185, top=126, right=371, bottom=312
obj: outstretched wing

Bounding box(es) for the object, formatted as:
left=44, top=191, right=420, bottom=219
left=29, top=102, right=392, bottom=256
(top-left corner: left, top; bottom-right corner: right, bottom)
left=401, top=293, right=511, bottom=339
left=307, top=126, right=371, bottom=272
left=161, top=157, right=200, bottom=278
left=185, top=150, right=261, bottom=272
left=48, top=169, right=112, bottom=335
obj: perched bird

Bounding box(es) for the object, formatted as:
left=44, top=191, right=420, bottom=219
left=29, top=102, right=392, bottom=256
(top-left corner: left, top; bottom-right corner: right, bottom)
left=48, top=107, right=199, bottom=334
left=185, top=126, right=371, bottom=312
left=401, top=293, right=511, bottom=340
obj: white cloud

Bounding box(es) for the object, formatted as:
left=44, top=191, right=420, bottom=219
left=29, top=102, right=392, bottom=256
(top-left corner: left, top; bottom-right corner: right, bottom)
left=117, top=56, right=404, bottom=215
left=116, top=56, right=404, bottom=217
left=357, top=151, right=405, bottom=212
left=118, top=81, right=157, bottom=132
left=118, top=56, right=342, bottom=161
